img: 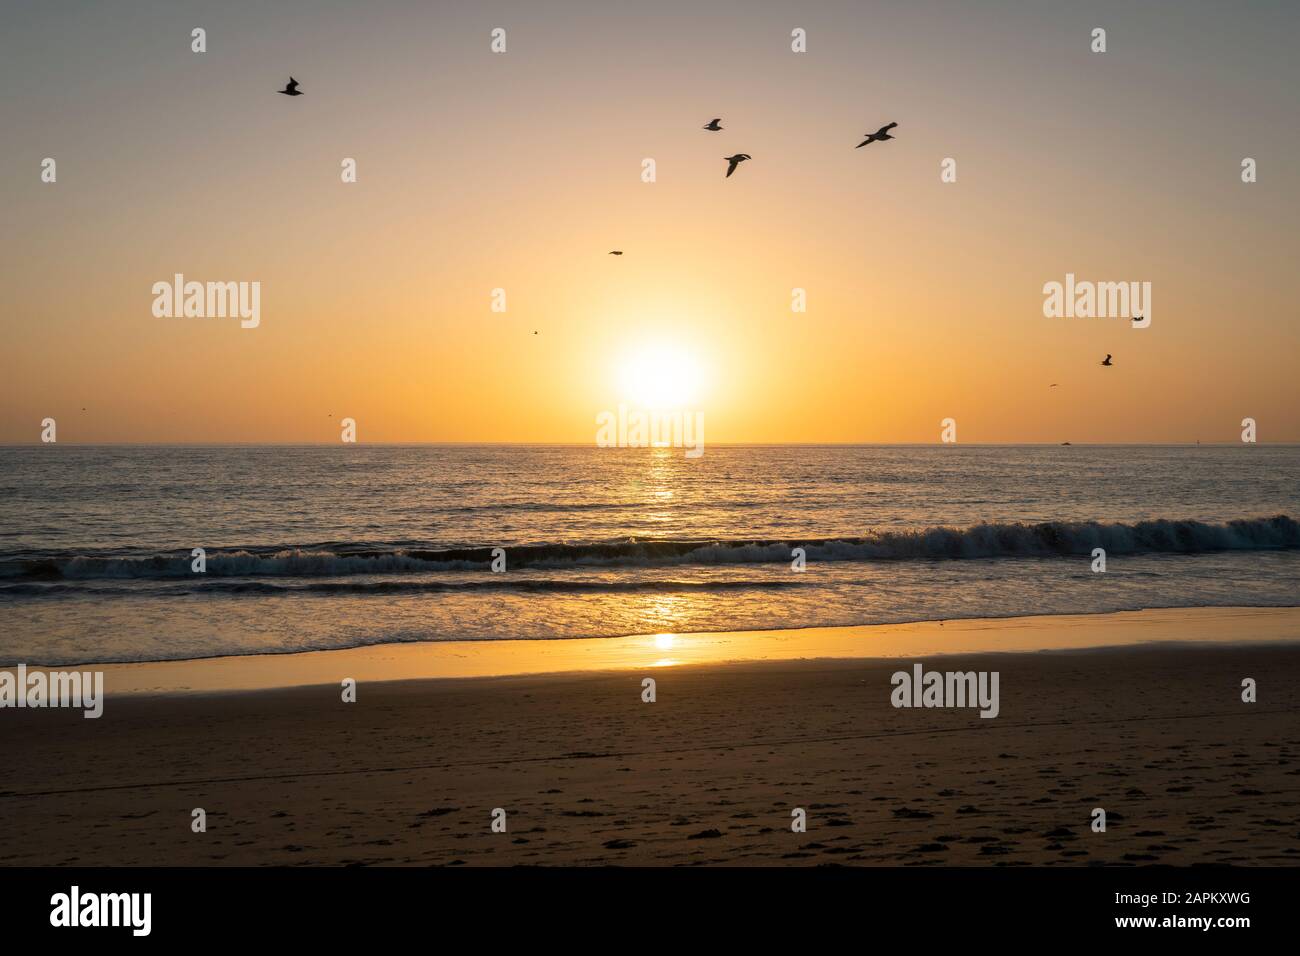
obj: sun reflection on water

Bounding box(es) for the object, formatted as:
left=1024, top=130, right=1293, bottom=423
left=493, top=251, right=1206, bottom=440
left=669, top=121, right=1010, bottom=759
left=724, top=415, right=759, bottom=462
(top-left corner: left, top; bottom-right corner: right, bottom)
left=650, top=632, right=680, bottom=667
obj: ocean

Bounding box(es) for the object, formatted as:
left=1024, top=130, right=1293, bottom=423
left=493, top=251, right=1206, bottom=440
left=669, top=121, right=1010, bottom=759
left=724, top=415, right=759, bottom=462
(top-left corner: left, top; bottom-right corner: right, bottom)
left=1, top=444, right=1296, bottom=665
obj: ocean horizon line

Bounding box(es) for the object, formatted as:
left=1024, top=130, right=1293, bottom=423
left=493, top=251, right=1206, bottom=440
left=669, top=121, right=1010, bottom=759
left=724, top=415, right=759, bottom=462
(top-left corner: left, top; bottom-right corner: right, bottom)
left=4, top=441, right=1299, bottom=448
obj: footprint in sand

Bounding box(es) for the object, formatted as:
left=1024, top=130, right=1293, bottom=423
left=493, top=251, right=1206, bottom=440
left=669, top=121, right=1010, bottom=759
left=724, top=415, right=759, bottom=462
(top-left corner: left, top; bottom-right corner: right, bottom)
left=687, top=829, right=722, bottom=840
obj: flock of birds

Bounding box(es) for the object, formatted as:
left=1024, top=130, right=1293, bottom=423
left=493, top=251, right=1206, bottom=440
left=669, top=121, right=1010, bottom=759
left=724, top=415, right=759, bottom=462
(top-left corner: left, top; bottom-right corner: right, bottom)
left=277, top=78, right=1122, bottom=370
left=695, top=112, right=1121, bottom=372
left=702, top=116, right=900, bottom=178
left=279, top=79, right=897, bottom=180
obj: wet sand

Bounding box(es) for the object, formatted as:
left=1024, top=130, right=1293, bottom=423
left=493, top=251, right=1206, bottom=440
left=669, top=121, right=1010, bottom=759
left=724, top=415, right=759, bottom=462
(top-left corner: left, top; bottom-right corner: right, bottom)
left=39, top=604, right=1300, bottom=693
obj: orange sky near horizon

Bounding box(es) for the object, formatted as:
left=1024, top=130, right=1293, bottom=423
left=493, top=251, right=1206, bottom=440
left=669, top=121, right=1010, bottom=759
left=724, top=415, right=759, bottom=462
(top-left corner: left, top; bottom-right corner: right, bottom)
left=2, top=0, right=1297, bottom=445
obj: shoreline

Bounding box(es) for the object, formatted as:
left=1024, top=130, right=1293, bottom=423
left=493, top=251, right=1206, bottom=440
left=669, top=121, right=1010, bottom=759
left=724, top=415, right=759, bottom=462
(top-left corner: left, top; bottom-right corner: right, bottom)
left=3, top=636, right=1297, bottom=865
left=14, top=605, right=1298, bottom=696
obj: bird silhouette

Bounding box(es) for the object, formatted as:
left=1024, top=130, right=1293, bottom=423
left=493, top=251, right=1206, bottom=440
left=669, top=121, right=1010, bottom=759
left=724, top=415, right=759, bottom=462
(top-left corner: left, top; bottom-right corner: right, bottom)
left=278, top=77, right=302, bottom=96
left=856, top=122, right=898, bottom=148
left=608, top=250, right=623, bottom=256
left=724, top=154, right=751, bottom=178
left=1049, top=384, right=1058, bottom=388
left=702, top=118, right=723, bottom=131
left=1132, top=314, right=1143, bottom=323
left=1101, top=354, right=1113, bottom=366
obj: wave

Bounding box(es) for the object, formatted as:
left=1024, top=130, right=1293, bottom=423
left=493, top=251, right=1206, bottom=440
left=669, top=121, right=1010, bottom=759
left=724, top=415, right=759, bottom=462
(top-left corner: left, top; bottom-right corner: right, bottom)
left=0, top=515, right=1294, bottom=582
left=0, top=578, right=806, bottom=598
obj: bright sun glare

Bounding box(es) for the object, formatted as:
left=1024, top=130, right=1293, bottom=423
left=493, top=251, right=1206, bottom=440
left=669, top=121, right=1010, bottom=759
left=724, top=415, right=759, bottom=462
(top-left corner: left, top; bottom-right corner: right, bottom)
left=618, top=345, right=703, bottom=409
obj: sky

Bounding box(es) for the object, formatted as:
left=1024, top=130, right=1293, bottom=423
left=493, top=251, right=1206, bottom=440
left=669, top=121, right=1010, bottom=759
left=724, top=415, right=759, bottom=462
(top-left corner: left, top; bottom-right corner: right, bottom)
left=1, top=0, right=1297, bottom=443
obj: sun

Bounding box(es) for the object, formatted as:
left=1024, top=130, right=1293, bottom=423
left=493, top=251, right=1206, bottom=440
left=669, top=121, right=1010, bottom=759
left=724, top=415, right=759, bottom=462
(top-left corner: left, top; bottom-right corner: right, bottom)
left=617, top=344, right=704, bottom=409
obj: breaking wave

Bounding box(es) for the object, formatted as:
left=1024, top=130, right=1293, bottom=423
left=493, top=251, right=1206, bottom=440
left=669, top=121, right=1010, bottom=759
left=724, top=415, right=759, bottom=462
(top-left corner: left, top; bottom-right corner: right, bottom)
left=0, top=515, right=1294, bottom=582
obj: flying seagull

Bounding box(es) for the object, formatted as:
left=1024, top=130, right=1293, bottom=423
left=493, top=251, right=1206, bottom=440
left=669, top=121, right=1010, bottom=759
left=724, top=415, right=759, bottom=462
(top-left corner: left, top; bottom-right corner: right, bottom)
left=608, top=250, right=623, bottom=256
left=856, top=122, right=898, bottom=148
left=703, top=118, right=723, bottom=131
left=1101, top=354, right=1113, bottom=366
left=724, top=154, right=751, bottom=178
left=1049, top=384, right=1058, bottom=388
left=278, top=77, right=303, bottom=96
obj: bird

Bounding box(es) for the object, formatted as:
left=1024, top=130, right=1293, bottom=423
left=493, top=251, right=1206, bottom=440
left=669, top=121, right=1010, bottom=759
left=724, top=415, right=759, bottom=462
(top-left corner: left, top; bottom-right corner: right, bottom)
left=1132, top=314, right=1144, bottom=324
left=702, top=118, right=723, bottom=131
left=1049, top=384, right=1058, bottom=388
left=278, top=77, right=303, bottom=96
left=724, top=154, right=751, bottom=178
left=608, top=250, right=623, bottom=256
left=856, top=122, right=898, bottom=148
left=1101, top=354, right=1113, bottom=366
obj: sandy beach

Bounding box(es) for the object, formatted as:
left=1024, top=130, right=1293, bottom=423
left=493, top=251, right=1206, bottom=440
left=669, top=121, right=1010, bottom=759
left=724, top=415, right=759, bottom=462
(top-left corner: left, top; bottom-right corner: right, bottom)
left=2, top=607, right=1298, bottom=867
left=4, top=3, right=1299, bottom=939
